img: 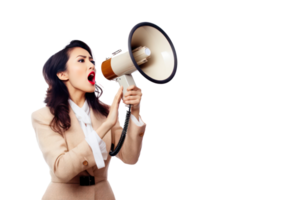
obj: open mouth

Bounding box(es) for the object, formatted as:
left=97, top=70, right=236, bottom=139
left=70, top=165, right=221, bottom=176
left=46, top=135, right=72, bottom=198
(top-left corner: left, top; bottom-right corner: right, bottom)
left=87, top=71, right=95, bottom=85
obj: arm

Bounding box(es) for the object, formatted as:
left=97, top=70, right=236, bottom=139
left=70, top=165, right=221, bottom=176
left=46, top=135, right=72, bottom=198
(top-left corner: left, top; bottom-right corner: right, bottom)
left=31, top=110, right=108, bottom=182
left=111, top=106, right=147, bottom=164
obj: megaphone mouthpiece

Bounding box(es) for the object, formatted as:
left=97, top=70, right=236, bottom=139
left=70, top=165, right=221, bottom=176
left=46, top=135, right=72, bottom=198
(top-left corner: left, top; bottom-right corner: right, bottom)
left=132, top=46, right=151, bottom=65
left=145, top=48, right=151, bottom=56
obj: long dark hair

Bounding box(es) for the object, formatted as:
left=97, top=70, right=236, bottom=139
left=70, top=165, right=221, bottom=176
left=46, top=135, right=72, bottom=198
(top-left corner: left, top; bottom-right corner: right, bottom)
left=43, top=40, right=109, bottom=135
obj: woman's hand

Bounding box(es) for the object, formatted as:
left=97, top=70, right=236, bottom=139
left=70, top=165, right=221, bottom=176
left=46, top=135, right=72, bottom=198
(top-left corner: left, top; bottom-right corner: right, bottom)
left=122, top=85, right=142, bottom=109
left=106, top=86, right=123, bottom=128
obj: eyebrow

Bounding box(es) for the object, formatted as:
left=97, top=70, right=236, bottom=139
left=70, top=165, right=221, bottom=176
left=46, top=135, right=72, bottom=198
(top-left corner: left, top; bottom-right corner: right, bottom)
left=76, top=55, right=93, bottom=59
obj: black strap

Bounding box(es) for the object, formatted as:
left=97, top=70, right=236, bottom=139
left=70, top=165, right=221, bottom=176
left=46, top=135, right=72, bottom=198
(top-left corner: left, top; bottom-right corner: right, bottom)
left=110, top=104, right=132, bottom=156
left=80, top=176, right=95, bottom=186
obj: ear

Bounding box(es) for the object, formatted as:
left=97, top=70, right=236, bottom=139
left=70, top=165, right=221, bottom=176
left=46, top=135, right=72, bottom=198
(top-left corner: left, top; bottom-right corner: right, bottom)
left=57, top=71, right=69, bottom=81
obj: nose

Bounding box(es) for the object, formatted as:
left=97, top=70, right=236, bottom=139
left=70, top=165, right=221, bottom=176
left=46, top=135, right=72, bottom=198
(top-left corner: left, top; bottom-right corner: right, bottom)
left=89, top=65, right=95, bottom=71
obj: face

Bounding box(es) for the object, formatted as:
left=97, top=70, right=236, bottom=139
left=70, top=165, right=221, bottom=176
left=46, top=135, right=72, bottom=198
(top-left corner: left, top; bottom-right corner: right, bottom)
left=57, top=47, right=96, bottom=93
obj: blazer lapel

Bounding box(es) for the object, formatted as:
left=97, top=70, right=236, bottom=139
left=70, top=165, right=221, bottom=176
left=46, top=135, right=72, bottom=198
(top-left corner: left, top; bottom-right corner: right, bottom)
left=64, top=105, right=91, bottom=176
left=64, top=105, right=108, bottom=176
left=90, top=107, right=103, bottom=131
left=66, top=105, right=105, bottom=148
left=65, top=106, right=85, bottom=150
left=87, top=108, right=107, bottom=175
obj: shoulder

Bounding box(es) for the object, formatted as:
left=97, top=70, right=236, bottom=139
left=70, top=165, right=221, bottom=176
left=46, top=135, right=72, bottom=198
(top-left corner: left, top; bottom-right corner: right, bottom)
left=31, top=106, right=54, bottom=124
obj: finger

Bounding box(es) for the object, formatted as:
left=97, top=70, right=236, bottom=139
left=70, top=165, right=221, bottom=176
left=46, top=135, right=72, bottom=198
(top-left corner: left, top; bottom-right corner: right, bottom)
left=125, top=91, right=136, bottom=97
left=124, top=99, right=140, bottom=105
left=124, top=97, right=142, bottom=104
left=113, top=86, right=123, bottom=105
left=119, top=86, right=123, bottom=93
left=117, top=87, right=123, bottom=102
left=124, top=96, right=132, bottom=101
left=127, top=91, right=141, bottom=99
left=127, top=85, right=140, bottom=91
left=124, top=90, right=141, bottom=97
left=115, top=86, right=122, bottom=94
left=127, top=85, right=135, bottom=91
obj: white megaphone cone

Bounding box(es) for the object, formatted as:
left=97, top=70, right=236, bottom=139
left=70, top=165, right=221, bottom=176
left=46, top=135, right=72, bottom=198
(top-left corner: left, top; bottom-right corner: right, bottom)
left=101, top=22, right=177, bottom=157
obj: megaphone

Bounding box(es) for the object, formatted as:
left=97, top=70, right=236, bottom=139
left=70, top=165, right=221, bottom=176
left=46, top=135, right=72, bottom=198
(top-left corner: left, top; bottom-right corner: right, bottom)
left=101, top=22, right=177, bottom=156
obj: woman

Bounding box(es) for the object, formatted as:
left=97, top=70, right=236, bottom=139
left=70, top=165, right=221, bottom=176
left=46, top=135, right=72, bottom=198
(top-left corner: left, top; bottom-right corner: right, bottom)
left=31, top=40, right=146, bottom=200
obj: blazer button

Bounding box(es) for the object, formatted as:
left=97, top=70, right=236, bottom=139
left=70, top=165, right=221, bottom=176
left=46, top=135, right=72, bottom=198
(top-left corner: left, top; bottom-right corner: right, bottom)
left=83, top=160, right=88, bottom=166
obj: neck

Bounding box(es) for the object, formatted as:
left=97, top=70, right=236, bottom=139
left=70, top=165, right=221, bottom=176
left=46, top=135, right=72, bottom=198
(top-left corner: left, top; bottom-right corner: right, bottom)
left=67, top=84, right=86, bottom=108
left=65, top=81, right=85, bottom=108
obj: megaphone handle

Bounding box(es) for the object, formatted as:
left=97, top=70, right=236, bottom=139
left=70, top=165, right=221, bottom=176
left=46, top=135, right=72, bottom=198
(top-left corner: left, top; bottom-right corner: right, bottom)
left=114, top=74, right=139, bottom=99
left=109, top=104, right=132, bottom=156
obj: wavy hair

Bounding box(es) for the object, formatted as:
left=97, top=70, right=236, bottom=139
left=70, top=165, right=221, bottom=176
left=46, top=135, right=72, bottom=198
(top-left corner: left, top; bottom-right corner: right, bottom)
left=43, top=40, right=109, bottom=135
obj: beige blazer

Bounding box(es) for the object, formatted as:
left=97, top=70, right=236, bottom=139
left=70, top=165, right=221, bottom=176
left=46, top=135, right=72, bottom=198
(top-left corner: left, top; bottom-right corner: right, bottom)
left=31, top=104, right=146, bottom=200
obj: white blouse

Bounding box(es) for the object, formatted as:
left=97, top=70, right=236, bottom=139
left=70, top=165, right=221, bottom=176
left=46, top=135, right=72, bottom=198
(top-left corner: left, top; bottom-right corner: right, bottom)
left=68, top=99, right=144, bottom=169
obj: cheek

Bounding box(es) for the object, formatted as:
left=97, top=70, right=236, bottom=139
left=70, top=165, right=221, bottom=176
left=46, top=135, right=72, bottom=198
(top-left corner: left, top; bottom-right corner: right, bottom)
left=74, top=68, right=84, bottom=79
left=70, top=68, right=87, bottom=90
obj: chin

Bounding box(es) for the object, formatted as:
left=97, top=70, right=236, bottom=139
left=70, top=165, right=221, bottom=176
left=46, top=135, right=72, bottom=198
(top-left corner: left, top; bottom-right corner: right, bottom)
left=86, top=88, right=95, bottom=93
left=83, top=85, right=95, bottom=93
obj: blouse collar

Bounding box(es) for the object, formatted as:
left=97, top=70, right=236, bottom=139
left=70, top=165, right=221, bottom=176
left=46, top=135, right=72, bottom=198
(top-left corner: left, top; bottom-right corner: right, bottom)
left=68, top=98, right=90, bottom=117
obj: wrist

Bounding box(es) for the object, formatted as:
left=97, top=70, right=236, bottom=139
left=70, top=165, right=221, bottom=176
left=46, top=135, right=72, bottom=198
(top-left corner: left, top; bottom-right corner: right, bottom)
left=103, top=121, right=113, bottom=130
left=131, top=106, right=140, bottom=119
left=97, top=121, right=113, bottom=139
left=131, top=103, right=140, bottom=110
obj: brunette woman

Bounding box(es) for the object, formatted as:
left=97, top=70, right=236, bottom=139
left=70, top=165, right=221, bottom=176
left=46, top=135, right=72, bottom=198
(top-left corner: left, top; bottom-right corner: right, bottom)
left=31, top=40, right=146, bottom=200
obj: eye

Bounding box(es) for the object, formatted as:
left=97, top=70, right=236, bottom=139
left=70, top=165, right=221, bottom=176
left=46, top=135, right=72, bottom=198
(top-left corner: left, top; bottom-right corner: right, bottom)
left=78, top=59, right=84, bottom=63
left=91, top=60, right=95, bottom=65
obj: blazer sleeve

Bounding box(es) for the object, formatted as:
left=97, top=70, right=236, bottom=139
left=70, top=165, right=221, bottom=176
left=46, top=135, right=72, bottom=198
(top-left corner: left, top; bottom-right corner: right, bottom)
left=31, top=109, right=97, bottom=182
left=110, top=107, right=147, bottom=165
